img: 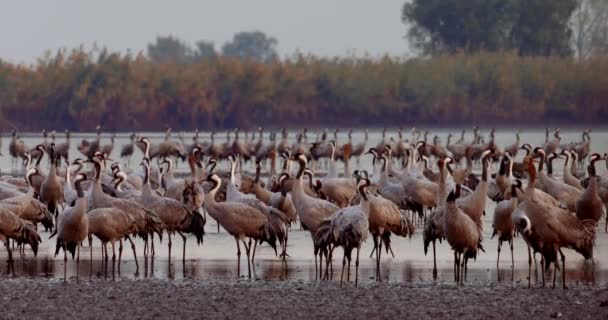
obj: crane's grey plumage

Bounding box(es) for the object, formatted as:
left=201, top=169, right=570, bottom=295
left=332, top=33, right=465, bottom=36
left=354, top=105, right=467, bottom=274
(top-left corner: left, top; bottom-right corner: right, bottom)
left=40, top=143, right=64, bottom=218
left=512, top=156, right=596, bottom=289
left=204, top=173, right=278, bottom=278
left=88, top=156, right=164, bottom=257
left=444, top=185, right=484, bottom=284
left=290, top=153, right=340, bottom=278
left=492, top=180, right=522, bottom=280
left=54, top=173, right=88, bottom=282
left=1, top=168, right=54, bottom=232
left=141, top=159, right=205, bottom=262
left=314, top=178, right=371, bottom=287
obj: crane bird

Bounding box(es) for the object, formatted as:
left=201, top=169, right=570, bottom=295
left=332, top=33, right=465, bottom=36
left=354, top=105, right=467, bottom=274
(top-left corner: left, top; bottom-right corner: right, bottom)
left=53, top=173, right=88, bottom=282
left=204, top=173, right=279, bottom=278
left=315, top=177, right=371, bottom=287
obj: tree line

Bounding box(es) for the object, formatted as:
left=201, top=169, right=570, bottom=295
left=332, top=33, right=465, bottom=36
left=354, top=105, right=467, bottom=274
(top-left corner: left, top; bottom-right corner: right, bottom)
left=402, top=0, right=608, bottom=58
left=0, top=48, right=606, bottom=131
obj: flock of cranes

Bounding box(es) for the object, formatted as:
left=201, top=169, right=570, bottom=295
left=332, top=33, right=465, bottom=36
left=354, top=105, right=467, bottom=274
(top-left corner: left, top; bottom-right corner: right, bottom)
left=0, top=126, right=606, bottom=289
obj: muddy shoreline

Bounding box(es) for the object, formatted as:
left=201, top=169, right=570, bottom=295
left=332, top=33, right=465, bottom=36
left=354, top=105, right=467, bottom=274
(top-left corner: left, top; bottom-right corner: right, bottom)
left=0, top=278, right=606, bottom=319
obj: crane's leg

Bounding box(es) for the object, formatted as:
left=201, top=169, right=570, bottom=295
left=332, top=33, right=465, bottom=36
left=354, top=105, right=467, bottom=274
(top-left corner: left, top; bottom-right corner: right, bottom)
left=541, top=256, right=545, bottom=288
left=369, top=235, right=377, bottom=259
left=527, top=245, right=532, bottom=288
left=319, top=249, right=323, bottom=281
left=235, top=238, right=241, bottom=278
left=127, top=236, right=139, bottom=272
left=111, top=240, right=117, bottom=280
left=324, top=248, right=332, bottom=280
left=76, top=244, right=80, bottom=284
left=432, top=240, right=437, bottom=279
left=314, top=246, right=318, bottom=280
left=63, top=244, right=67, bottom=282
left=167, top=233, right=172, bottom=262
left=111, top=240, right=116, bottom=263
left=118, top=240, right=123, bottom=268
left=464, top=256, right=468, bottom=282
left=243, top=239, right=251, bottom=279
left=178, top=231, right=187, bottom=263
left=510, top=239, right=514, bottom=281
left=340, top=253, right=346, bottom=287
left=497, top=240, right=502, bottom=282
left=377, top=240, right=383, bottom=282
left=281, top=229, right=289, bottom=259
left=559, top=249, right=567, bottom=289
left=151, top=233, right=156, bottom=257
left=552, top=259, right=557, bottom=289
left=329, top=245, right=335, bottom=279
left=355, top=247, right=360, bottom=287
left=454, top=251, right=458, bottom=283
left=5, top=241, right=13, bottom=275
left=388, top=243, right=395, bottom=258
left=89, top=235, right=93, bottom=276
left=143, top=236, right=148, bottom=259
left=251, top=240, right=258, bottom=278
left=347, top=254, right=351, bottom=283
left=103, top=244, right=108, bottom=280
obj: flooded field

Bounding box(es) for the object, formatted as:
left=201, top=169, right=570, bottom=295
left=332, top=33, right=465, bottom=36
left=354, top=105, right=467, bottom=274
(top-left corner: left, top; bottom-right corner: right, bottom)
left=1, top=127, right=607, bottom=287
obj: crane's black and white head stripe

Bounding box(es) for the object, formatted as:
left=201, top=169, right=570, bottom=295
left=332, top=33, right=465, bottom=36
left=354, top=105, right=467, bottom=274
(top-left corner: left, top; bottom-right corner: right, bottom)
left=295, top=153, right=308, bottom=165
left=74, top=173, right=87, bottom=183
left=35, top=144, right=46, bottom=154
left=206, top=173, right=222, bottom=191
left=533, top=147, right=545, bottom=157
left=415, top=141, right=425, bottom=150
left=303, top=168, right=314, bottom=177
left=25, top=168, right=39, bottom=185
left=481, top=148, right=494, bottom=160
left=278, top=173, right=290, bottom=185
left=516, top=216, right=532, bottom=236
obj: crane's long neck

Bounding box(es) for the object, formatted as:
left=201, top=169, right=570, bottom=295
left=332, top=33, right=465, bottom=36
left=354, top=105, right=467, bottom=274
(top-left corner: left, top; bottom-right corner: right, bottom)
left=538, top=154, right=545, bottom=173
left=381, top=157, right=389, bottom=179
left=229, top=159, right=237, bottom=183
left=144, top=141, right=150, bottom=159
left=498, top=159, right=506, bottom=177
left=481, top=158, right=488, bottom=182
left=570, top=154, right=578, bottom=170
left=205, top=181, right=220, bottom=205
left=142, top=167, right=156, bottom=202
left=35, top=153, right=43, bottom=168
left=254, top=164, right=261, bottom=184
left=74, top=179, right=87, bottom=212
left=358, top=185, right=370, bottom=217
left=525, top=161, right=537, bottom=195
left=588, top=163, right=598, bottom=193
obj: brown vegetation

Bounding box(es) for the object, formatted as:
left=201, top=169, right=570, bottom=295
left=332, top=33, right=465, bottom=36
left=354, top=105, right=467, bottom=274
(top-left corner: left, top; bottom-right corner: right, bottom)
left=0, top=50, right=607, bottom=131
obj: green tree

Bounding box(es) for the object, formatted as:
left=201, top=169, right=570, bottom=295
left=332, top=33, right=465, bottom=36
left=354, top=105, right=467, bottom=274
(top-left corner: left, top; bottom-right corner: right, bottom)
left=147, top=35, right=194, bottom=63
left=222, top=31, right=278, bottom=63
left=194, top=40, right=217, bottom=60
left=571, top=0, right=608, bottom=59
left=402, top=0, right=577, bottom=56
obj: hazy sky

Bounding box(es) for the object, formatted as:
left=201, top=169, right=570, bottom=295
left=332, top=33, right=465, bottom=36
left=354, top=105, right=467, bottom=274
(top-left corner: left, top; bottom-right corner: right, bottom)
left=0, top=0, right=409, bottom=63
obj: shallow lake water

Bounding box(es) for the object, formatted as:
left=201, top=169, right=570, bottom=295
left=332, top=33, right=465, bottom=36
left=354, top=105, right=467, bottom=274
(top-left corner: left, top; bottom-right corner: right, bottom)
left=1, top=127, right=607, bottom=286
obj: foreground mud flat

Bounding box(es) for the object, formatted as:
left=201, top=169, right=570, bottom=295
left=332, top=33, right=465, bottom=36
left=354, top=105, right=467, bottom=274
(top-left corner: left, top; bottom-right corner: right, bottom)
left=0, top=278, right=606, bottom=319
